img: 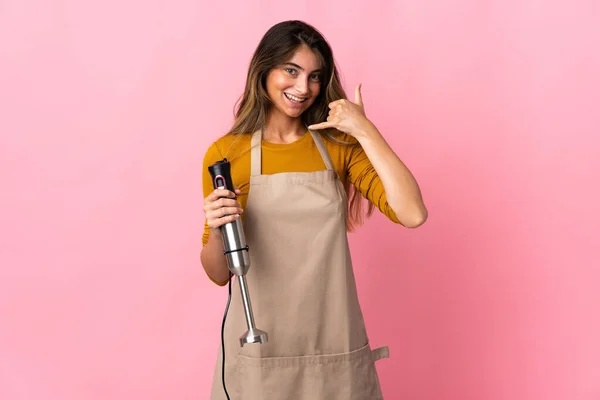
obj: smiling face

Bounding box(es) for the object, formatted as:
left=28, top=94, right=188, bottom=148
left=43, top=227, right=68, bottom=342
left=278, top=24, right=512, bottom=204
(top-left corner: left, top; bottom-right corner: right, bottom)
left=265, top=45, right=323, bottom=120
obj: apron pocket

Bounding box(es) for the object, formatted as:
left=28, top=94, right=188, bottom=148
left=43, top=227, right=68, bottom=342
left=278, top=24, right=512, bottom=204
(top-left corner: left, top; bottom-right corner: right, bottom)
left=235, top=343, right=389, bottom=400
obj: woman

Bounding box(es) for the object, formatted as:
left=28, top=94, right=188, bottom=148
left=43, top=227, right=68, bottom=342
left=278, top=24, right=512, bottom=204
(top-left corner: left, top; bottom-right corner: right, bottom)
left=201, top=20, right=427, bottom=400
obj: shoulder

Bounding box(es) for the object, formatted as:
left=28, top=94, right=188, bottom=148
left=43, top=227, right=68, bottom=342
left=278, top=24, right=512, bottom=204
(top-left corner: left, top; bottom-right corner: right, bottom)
left=320, top=130, right=359, bottom=147
left=203, top=133, right=253, bottom=164
left=320, top=130, right=362, bottom=158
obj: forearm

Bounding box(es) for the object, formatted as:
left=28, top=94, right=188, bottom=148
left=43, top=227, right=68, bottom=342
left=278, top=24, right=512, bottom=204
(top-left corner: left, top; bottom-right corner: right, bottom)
left=200, top=230, right=231, bottom=285
left=355, top=120, right=428, bottom=228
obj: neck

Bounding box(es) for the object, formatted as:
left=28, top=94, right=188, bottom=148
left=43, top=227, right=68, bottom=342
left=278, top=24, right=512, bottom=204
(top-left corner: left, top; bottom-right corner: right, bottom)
left=263, top=110, right=306, bottom=144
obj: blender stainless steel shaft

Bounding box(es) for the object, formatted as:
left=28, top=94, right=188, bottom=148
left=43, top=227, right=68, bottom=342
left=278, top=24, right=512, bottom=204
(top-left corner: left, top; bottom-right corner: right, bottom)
left=208, top=159, right=268, bottom=346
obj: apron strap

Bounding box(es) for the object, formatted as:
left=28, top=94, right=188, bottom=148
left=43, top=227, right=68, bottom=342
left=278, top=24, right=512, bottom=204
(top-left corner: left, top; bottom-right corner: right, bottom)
left=371, top=346, right=390, bottom=362
left=250, top=130, right=262, bottom=177
left=308, top=130, right=336, bottom=171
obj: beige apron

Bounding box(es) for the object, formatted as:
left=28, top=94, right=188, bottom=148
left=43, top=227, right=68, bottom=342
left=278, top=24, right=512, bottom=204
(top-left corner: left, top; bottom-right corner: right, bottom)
left=210, top=129, right=389, bottom=400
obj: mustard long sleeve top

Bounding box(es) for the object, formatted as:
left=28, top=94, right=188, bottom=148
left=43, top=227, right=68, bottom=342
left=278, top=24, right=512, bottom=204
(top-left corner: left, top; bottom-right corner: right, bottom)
left=201, top=131, right=401, bottom=248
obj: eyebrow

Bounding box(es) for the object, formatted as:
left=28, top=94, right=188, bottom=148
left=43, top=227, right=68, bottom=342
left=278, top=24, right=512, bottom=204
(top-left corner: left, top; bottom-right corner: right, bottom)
left=282, top=62, right=322, bottom=73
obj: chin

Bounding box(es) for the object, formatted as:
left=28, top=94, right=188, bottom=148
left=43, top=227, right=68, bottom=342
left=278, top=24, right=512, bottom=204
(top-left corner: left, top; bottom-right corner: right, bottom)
left=285, top=109, right=305, bottom=118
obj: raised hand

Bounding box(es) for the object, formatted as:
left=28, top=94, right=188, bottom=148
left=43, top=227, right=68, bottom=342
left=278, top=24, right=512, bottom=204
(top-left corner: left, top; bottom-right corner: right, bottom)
left=308, top=84, right=372, bottom=138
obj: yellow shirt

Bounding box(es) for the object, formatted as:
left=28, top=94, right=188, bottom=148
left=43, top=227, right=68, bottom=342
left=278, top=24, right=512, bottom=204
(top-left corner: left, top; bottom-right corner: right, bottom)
left=201, top=131, right=401, bottom=247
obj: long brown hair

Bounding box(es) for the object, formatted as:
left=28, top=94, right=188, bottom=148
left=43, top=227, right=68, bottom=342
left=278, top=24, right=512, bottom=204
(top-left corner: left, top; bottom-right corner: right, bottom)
left=227, top=20, right=374, bottom=230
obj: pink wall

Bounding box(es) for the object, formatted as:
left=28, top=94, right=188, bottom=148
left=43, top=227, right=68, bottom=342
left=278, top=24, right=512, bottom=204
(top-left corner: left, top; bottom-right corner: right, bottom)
left=1, top=1, right=598, bottom=399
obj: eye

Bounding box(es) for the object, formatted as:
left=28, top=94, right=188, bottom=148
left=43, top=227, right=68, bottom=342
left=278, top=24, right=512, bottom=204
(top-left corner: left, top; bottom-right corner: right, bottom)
left=285, top=68, right=298, bottom=76
left=310, top=73, right=321, bottom=82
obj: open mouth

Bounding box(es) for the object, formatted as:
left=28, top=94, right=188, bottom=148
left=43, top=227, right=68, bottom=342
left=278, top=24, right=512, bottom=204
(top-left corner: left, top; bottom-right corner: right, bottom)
left=284, top=93, right=307, bottom=104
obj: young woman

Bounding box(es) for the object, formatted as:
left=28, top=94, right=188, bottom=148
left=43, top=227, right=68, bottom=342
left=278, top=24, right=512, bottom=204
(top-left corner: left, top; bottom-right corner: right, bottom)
left=201, top=20, right=427, bottom=400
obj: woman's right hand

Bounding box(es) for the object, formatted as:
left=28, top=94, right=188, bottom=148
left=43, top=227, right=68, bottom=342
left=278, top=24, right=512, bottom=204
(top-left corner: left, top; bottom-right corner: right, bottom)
left=203, top=187, right=244, bottom=236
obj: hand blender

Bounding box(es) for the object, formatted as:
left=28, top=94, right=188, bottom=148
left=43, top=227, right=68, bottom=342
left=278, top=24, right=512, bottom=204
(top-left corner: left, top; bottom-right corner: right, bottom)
left=208, top=159, right=268, bottom=346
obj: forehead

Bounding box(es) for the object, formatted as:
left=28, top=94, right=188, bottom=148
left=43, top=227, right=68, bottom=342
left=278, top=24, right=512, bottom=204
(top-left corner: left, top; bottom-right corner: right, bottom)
left=284, top=45, right=322, bottom=71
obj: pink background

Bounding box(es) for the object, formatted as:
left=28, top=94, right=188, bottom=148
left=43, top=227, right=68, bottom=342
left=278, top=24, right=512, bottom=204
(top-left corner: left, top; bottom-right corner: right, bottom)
left=1, top=1, right=599, bottom=399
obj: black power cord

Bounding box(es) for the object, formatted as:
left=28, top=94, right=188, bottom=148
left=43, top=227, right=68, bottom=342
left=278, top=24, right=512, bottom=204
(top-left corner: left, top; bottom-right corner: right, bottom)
left=221, top=272, right=233, bottom=400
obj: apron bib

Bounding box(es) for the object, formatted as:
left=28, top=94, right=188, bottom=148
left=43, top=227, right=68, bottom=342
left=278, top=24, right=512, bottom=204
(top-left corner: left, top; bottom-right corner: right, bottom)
left=210, top=130, right=389, bottom=399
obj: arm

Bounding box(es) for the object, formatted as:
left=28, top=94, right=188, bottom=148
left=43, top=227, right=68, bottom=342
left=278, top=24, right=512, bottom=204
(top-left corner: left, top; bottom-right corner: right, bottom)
left=201, top=223, right=232, bottom=286
left=309, top=84, right=427, bottom=228
left=352, top=121, right=427, bottom=228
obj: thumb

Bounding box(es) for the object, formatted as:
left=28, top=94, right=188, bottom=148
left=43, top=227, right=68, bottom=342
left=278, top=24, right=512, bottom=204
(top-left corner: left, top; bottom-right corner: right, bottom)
left=354, top=83, right=363, bottom=107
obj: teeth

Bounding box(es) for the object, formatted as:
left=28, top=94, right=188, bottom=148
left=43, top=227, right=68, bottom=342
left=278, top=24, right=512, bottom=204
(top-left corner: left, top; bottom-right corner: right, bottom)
left=285, top=93, right=306, bottom=103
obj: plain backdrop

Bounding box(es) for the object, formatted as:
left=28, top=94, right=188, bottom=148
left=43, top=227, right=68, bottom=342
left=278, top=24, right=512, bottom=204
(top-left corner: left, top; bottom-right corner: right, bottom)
left=1, top=1, right=599, bottom=399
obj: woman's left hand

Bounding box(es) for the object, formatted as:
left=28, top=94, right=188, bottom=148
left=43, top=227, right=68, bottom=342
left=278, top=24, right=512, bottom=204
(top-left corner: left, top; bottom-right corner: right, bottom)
left=308, top=84, right=372, bottom=139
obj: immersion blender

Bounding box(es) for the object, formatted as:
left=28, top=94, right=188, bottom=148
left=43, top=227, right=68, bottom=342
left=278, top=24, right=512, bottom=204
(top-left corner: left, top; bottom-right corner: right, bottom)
left=208, top=159, right=268, bottom=346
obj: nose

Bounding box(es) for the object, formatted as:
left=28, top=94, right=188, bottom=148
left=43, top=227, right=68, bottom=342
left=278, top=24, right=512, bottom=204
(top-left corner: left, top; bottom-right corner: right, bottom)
left=295, top=76, right=309, bottom=95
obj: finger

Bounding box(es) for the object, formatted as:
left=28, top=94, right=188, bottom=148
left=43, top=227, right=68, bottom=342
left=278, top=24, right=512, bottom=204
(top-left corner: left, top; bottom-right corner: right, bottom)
left=328, top=99, right=345, bottom=109
left=208, top=188, right=236, bottom=201
left=207, top=206, right=243, bottom=223
left=208, top=213, right=240, bottom=229
left=205, top=197, right=238, bottom=212
left=215, top=197, right=240, bottom=209
left=211, top=188, right=235, bottom=199
left=308, top=121, right=336, bottom=130
left=354, top=83, right=363, bottom=107
left=211, top=206, right=244, bottom=218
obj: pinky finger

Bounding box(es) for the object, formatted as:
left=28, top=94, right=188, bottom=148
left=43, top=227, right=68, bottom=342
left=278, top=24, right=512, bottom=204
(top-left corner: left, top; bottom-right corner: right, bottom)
left=215, top=213, right=240, bottom=228
left=308, top=121, right=335, bottom=130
